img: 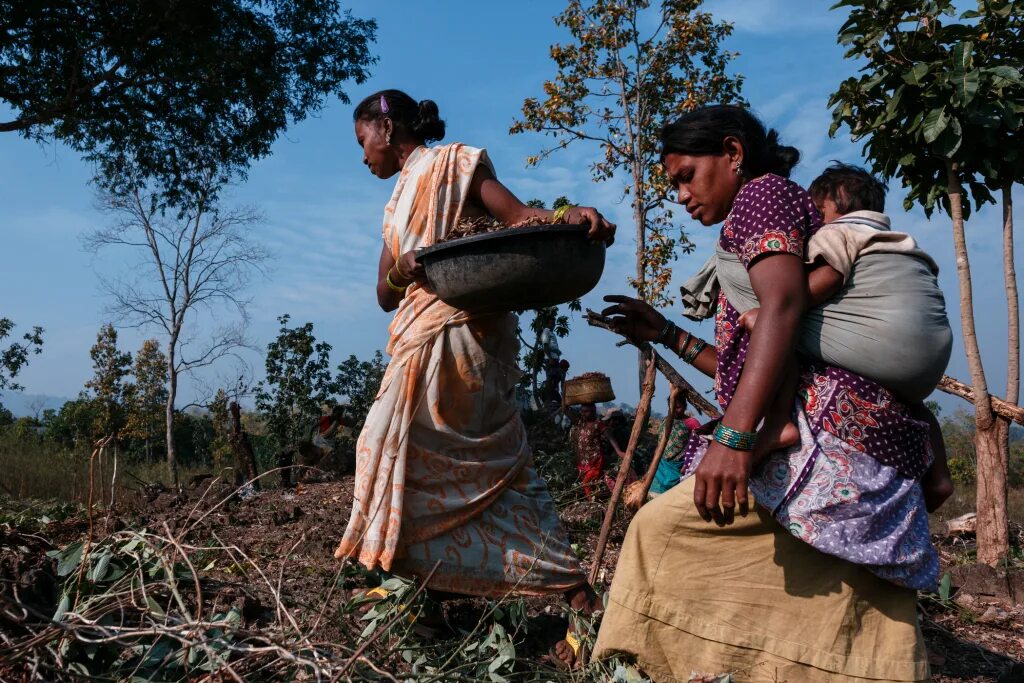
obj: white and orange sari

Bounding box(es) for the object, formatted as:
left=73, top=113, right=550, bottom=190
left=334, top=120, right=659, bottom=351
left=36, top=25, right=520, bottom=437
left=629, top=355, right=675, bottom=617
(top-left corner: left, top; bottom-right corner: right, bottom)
left=334, top=144, right=586, bottom=598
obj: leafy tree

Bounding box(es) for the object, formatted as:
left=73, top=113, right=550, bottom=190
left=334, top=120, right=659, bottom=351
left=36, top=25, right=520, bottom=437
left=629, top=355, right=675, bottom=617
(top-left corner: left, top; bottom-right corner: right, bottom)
left=124, top=339, right=168, bottom=461
left=829, top=0, right=1023, bottom=564
left=511, top=0, right=743, bottom=307
left=86, top=181, right=268, bottom=484
left=172, top=410, right=216, bottom=468
left=255, top=315, right=339, bottom=454
left=208, top=389, right=234, bottom=474
left=0, top=317, right=43, bottom=391
left=1, top=1, right=377, bottom=205
left=42, top=396, right=98, bottom=450
left=84, top=323, right=132, bottom=441
left=0, top=403, right=13, bottom=428
left=335, top=351, right=386, bottom=430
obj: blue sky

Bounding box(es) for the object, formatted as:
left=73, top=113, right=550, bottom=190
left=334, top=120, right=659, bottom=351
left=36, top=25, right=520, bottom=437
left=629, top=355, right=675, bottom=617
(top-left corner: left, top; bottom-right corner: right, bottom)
left=1, top=0, right=1020, bottom=417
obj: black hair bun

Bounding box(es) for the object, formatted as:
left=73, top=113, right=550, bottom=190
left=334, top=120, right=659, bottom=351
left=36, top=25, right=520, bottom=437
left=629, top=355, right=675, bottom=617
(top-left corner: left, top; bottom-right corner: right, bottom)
left=761, top=129, right=800, bottom=177
left=412, top=99, right=446, bottom=143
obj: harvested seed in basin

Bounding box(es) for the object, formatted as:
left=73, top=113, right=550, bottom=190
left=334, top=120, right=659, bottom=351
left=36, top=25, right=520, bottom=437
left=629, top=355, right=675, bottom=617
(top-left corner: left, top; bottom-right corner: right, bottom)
left=437, top=215, right=553, bottom=244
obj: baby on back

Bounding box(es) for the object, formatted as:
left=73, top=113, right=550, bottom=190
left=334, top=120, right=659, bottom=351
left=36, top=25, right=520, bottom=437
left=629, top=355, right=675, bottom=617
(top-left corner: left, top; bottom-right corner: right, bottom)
left=741, top=163, right=954, bottom=512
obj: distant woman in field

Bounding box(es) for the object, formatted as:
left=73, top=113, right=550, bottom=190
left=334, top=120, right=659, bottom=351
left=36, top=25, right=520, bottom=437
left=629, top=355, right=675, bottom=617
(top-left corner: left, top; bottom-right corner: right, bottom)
left=334, top=89, right=612, bottom=665
left=595, top=105, right=933, bottom=681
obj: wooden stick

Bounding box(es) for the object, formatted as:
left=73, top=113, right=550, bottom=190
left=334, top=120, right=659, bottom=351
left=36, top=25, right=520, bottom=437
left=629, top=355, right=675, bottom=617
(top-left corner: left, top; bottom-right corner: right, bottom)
left=585, top=309, right=721, bottom=419
left=937, top=374, right=1024, bottom=425
left=588, top=353, right=658, bottom=585
left=634, top=387, right=680, bottom=509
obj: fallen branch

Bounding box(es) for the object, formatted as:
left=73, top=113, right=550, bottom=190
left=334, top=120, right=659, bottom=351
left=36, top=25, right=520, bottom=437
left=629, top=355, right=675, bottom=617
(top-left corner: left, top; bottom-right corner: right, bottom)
left=585, top=309, right=721, bottom=419
left=937, top=375, right=1024, bottom=425
left=589, top=352, right=657, bottom=585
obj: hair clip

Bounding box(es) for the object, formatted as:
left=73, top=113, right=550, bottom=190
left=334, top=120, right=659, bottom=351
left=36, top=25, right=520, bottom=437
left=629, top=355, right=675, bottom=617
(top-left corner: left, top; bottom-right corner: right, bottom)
left=379, top=95, right=389, bottom=114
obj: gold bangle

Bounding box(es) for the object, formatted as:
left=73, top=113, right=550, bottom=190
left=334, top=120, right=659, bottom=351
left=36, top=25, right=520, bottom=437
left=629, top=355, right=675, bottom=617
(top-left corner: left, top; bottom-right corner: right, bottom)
left=385, top=269, right=407, bottom=293
left=393, top=259, right=410, bottom=280
left=552, top=204, right=574, bottom=222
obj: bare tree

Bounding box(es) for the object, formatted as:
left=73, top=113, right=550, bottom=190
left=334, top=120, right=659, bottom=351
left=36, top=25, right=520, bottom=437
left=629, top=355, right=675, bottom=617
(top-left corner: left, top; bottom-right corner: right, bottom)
left=85, top=181, right=268, bottom=484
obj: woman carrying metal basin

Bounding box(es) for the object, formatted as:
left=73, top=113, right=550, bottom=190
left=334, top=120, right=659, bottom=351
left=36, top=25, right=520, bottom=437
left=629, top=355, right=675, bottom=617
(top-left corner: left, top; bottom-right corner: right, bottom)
left=335, top=89, right=612, bottom=665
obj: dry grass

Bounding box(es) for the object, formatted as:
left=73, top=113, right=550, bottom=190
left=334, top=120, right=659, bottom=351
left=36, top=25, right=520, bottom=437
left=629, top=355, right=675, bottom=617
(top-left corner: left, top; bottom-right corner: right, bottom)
left=0, top=435, right=201, bottom=506
left=929, top=483, right=1024, bottom=527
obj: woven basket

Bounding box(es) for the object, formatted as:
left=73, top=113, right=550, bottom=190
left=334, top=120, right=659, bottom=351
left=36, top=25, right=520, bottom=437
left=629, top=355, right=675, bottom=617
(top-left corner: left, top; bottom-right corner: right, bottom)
left=563, top=375, right=615, bottom=406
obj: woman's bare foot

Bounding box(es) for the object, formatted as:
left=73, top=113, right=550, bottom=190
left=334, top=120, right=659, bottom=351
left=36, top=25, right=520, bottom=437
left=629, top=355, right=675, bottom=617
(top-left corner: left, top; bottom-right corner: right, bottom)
left=549, top=584, right=603, bottom=668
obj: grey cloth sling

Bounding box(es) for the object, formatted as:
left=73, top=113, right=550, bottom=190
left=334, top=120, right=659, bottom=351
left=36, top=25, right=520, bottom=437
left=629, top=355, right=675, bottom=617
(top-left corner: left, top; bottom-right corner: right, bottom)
left=680, top=247, right=952, bottom=404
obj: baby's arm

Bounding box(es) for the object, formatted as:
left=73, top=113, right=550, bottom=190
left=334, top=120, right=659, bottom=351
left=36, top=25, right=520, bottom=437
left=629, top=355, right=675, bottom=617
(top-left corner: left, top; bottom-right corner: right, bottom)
left=806, top=259, right=845, bottom=309
left=738, top=259, right=846, bottom=332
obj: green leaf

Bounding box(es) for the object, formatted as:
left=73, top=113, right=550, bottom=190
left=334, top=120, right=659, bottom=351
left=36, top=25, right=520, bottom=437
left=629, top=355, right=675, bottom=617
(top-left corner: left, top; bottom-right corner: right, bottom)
left=952, top=41, right=973, bottom=71
left=952, top=69, right=980, bottom=107
left=89, top=551, right=112, bottom=583
left=53, top=593, right=70, bottom=622
left=56, top=541, right=84, bottom=577
left=938, top=572, right=952, bottom=602
left=488, top=655, right=509, bottom=673
left=379, top=577, right=406, bottom=591
left=922, top=108, right=949, bottom=144
left=145, top=596, right=165, bottom=618
left=986, top=65, right=1023, bottom=88
left=902, top=63, right=930, bottom=86
left=934, top=117, right=963, bottom=157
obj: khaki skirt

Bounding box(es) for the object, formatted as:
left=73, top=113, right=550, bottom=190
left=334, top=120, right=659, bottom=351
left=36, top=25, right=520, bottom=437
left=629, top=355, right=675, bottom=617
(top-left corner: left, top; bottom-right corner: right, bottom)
left=593, top=478, right=929, bottom=682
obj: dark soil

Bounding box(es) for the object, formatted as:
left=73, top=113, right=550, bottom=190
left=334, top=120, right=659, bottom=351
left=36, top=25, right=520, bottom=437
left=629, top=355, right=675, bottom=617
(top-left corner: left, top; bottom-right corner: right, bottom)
left=2, top=471, right=1022, bottom=681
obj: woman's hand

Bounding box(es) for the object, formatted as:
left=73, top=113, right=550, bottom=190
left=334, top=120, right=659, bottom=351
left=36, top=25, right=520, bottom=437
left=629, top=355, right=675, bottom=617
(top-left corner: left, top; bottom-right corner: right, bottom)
left=692, top=439, right=752, bottom=525
left=394, top=250, right=427, bottom=285
left=568, top=206, right=616, bottom=245
left=600, top=295, right=666, bottom=343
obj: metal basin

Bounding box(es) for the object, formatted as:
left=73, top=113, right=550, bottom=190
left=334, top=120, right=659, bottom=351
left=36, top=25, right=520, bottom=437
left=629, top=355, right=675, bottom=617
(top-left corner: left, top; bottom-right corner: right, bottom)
left=415, top=224, right=606, bottom=313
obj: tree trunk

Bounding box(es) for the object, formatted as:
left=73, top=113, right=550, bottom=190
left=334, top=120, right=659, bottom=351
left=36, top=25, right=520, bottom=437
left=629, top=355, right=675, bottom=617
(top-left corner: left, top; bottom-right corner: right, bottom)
left=1000, top=183, right=1019, bottom=473
left=976, top=421, right=1009, bottom=565
left=1003, top=183, right=1019, bottom=409
left=635, top=199, right=647, bottom=392
left=165, top=344, right=178, bottom=486
left=946, top=160, right=1005, bottom=564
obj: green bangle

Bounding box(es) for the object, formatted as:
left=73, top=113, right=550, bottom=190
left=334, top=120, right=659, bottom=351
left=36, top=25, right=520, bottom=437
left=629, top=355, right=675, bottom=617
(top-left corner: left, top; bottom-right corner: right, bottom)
left=682, top=337, right=706, bottom=364
left=712, top=423, right=758, bottom=451
left=385, top=270, right=407, bottom=293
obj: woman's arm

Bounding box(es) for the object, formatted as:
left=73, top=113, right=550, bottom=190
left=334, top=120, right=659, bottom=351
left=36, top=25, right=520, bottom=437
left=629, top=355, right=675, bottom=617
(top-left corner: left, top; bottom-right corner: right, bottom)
left=468, top=165, right=616, bottom=243
left=599, top=295, right=717, bottom=378
left=376, top=246, right=403, bottom=312
left=692, top=252, right=807, bottom=524
left=376, top=245, right=426, bottom=312
left=665, top=326, right=717, bottom=378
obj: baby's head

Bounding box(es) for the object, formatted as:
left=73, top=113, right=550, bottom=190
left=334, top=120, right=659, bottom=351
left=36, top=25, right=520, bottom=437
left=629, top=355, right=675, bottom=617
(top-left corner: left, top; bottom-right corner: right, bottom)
left=809, top=162, right=887, bottom=223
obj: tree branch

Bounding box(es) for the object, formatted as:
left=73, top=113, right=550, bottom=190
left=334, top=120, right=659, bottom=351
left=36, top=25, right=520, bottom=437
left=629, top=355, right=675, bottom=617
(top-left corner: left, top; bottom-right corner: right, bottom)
left=937, top=375, right=1024, bottom=426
